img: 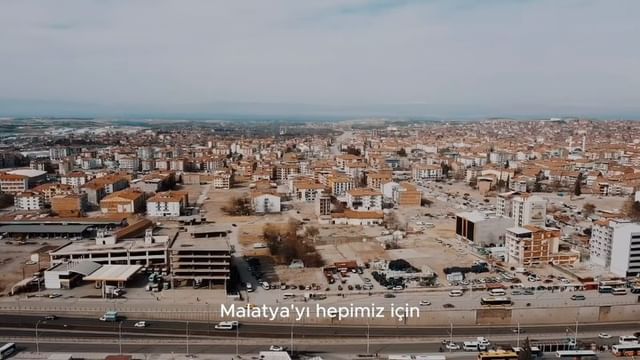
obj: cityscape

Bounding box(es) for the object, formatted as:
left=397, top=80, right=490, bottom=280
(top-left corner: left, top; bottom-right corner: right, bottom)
left=1, top=1, right=640, bottom=360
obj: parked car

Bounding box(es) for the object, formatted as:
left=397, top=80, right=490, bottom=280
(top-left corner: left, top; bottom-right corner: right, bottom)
left=384, top=293, right=396, bottom=298
left=571, top=294, right=586, bottom=301
left=443, top=303, right=455, bottom=308
left=43, top=315, right=57, bottom=320
left=445, top=342, right=460, bottom=350
left=419, top=300, right=431, bottom=306
left=269, top=345, right=285, bottom=351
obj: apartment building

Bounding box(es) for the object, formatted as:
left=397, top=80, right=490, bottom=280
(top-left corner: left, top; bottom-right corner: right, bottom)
left=32, top=183, right=76, bottom=203
left=512, top=194, right=547, bottom=227
left=211, top=171, right=232, bottom=190
left=327, top=173, right=354, bottom=197
left=0, top=173, right=29, bottom=193
left=292, top=180, right=325, bottom=202
left=100, top=188, right=146, bottom=214
left=315, top=194, right=332, bottom=217
left=505, top=225, right=579, bottom=266
left=411, top=164, right=443, bottom=181
left=82, top=175, right=130, bottom=206
left=61, top=171, right=88, bottom=187
left=346, top=188, right=382, bottom=212
left=118, top=156, right=140, bottom=172
left=146, top=191, right=189, bottom=217
left=590, top=219, right=640, bottom=276
left=394, top=182, right=422, bottom=207
left=366, top=170, right=393, bottom=191
left=14, top=191, right=44, bottom=211
left=495, top=191, right=521, bottom=218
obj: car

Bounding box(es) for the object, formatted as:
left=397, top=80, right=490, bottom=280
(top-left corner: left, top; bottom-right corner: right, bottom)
left=448, top=289, right=463, bottom=297
left=571, top=294, right=586, bottom=301
left=598, top=333, right=612, bottom=339
left=445, top=342, right=460, bottom=350
left=512, top=328, right=525, bottom=334
left=134, top=321, right=148, bottom=328
left=384, top=293, right=396, bottom=298
left=215, top=321, right=239, bottom=330
left=48, top=293, right=62, bottom=298
left=393, top=285, right=404, bottom=291
left=43, top=315, right=57, bottom=320
left=419, top=300, right=431, bottom=306
left=443, top=303, right=455, bottom=309
left=269, top=345, right=285, bottom=351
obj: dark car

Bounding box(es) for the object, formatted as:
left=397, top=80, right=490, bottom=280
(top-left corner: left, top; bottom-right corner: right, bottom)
left=443, top=303, right=455, bottom=308
left=384, top=293, right=396, bottom=298
left=44, top=315, right=57, bottom=320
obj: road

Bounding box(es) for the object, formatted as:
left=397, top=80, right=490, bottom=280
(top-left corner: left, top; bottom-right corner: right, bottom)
left=2, top=314, right=638, bottom=340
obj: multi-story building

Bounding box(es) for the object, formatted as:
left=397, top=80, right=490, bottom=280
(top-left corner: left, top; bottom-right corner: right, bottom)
left=411, top=164, right=443, bottom=181
left=0, top=173, right=28, bottom=193
left=146, top=191, right=189, bottom=217
left=61, top=171, right=88, bottom=188
left=100, top=188, right=146, bottom=214
left=292, top=180, right=325, bottom=202
left=211, top=171, right=232, bottom=190
left=394, top=182, right=422, bottom=207
left=455, top=211, right=513, bottom=246
left=327, top=173, right=353, bottom=197
left=505, top=225, right=579, bottom=266
left=32, top=183, right=76, bottom=203
left=118, top=156, right=140, bottom=172
left=346, top=188, right=382, bottom=212
left=512, top=194, right=547, bottom=227
left=82, top=175, right=129, bottom=206
left=495, top=191, right=521, bottom=218
left=252, top=193, right=281, bottom=213
left=14, top=191, right=44, bottom=211
left=366, top=170, right=393, bottom=191
left=170, top=226, right=232, bottom=290
left=51, top=194, right=88, bottom=217
left=315, top=194, right=332, bottom=217
left=590, top=219, right=640, bottom=276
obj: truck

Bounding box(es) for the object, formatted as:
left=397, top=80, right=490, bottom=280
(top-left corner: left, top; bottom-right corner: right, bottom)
left=99, top=311, right=118, bottom=322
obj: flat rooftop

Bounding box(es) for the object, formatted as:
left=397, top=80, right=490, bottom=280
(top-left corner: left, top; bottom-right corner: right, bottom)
left=172, top=229, right=230, bottom=251
left=51, top=238, right=169, bottom=255
left=0, top=224, right=90, bottom=234
left=84, top=264, right=142, bottom=282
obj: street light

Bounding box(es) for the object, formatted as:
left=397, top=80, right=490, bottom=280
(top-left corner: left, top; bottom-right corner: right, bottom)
left=186, top=321, right=190, bottom=357
left=118, top=321, right=123, bottom=354
left=35, top=319, right=42, bottom=354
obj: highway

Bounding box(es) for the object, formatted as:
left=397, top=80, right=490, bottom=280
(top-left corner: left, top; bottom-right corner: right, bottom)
left=2, top=313, right=639, bottom=339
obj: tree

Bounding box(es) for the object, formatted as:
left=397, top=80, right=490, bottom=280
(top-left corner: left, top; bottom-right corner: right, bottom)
left=582, top=203, right=596, bottom=217
left=504, top=160, right=510, bottom=169
left=573, top=173, right=583, bottom=196
left=304, top=226, right=320, bottom=243
left=397, top=148, right=407, bottom=157
left=518, top=337, right=533, bottom=360
left=221, top=196, right=253, bottom=216
left=533, top=176, right=542, bottom=192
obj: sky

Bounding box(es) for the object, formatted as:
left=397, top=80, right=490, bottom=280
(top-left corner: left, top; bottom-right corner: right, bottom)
left=1, top=0, right=639, bottom=118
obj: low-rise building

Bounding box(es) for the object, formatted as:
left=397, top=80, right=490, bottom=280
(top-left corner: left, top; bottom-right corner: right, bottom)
left=146, top=191, right=189, bottom=217
left=252, top=193, right=281, bottom=213
left=411, top=164, right=442, bottom=181
left=455, top=211, right=513, bottom=246
left=100, top=188, right=146, bottom=214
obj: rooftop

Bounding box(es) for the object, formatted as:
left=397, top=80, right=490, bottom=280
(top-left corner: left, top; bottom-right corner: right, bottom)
left=84, top=264, right=142, bottom=282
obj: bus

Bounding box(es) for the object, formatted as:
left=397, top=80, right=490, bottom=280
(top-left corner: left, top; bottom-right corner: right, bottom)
left=477, top=351, right=518, bottom=360
left=612, top=288, right=628, bottom=295
left=611, top=343, right=640, bottom=357
left=618, top=335, right=638, bottom=344
left=0, top=343, right=16, bottom=360
left=480, top=297, right=512, bottom=306
left=555, top=350, right=597, bottom=360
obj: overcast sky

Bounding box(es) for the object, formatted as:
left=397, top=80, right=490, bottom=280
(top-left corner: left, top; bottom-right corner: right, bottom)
left=1, top=0, right=639, bottom=117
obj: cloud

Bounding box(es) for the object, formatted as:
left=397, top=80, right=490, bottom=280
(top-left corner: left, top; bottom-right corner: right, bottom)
left=0, top=0, right=638, bottom=117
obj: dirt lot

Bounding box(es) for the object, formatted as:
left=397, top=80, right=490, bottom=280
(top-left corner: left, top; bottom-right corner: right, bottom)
left=0, top=240, right=54, bottom=294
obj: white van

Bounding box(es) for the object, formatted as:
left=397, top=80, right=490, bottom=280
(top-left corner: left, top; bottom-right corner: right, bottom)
left=612, top=288, right=628, bottom=295
left=463, top=342, right=479, bottom=351
left=214, top=321, right=239, bottom=330
left=619, top=335, right=639, bottom=344
left=489, top=289, right=506, bottom=296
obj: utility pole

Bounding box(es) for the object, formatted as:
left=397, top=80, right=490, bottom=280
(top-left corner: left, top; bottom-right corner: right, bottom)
left=290, top=320, right=294, bottom=355
left=449, top=322, right=453, bottom=352
left=35, top=320, right=42, bottom=354
left=118, top=321, right=123, bottom=354
left=186, top=321, right=190, bottom=356
left=366, top=321, right=370, bottom=354
left=235, top=322, right=239, bottom=357
left=516, top=322, right=520, bottom=348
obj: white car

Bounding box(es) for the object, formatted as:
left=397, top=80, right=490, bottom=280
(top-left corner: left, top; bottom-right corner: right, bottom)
left=134, top=321, right=148, bottom=328
left=598, top=333, right=612, bottom=339
left=419, top=300, right=432, bottom=306
left=445, top=342, right=460, bottom=350
left=269, top=346, right=285, bottom=351
left=449, top=290, right=464, bottom=297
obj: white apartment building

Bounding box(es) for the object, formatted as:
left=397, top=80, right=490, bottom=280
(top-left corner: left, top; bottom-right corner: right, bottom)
left=14, top=191, right=44, bottom=210
left=411, top=164, right=443, bottom=181
left=146, top=191, right=188, bottom=217
left=118, top=157, right=140, bottom=172
left=346, top=188, right=382, bottom=212
left=61, top=172, right=88, bottom=187
left=512, top=194, right=546, bottom=227
left=212, top=172, right=231, bottom=189
left=496, top=191, right=521, bottom=218
left=252, top=193, right=281, bottom=213
left=590, top=219, right=640, bottom=277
